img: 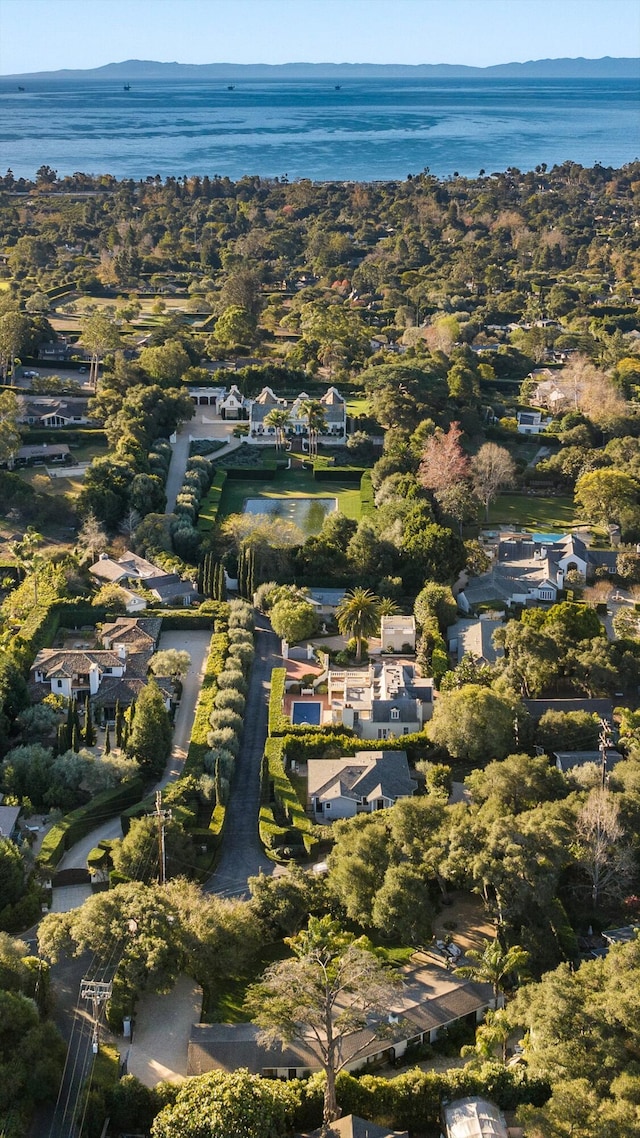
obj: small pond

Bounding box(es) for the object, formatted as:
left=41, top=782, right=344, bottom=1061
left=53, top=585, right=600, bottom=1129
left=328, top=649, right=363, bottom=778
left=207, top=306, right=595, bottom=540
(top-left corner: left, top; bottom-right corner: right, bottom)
left=242, top=496, right=337, bottom=535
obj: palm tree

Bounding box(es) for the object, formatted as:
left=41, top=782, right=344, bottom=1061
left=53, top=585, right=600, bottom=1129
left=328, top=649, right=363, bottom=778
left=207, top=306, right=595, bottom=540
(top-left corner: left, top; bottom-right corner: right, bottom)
left=336, top=587, right=381, bottom=663
left=377, top=597, right=401, bottom=618
left=263, top=407, right=291, bottom=451
left=298, top=398, right=326, bottom=459
left=455, top=938, right=529, bottom=1005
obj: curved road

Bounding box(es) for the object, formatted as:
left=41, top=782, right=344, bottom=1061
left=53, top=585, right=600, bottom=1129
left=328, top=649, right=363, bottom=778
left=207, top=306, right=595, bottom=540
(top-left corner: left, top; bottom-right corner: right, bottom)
left=206, top=612, right=279, bottom=898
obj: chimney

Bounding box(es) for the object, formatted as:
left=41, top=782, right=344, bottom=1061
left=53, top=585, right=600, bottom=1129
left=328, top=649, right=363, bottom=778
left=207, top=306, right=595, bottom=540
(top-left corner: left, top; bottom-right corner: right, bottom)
left=114, top=643, right=127, bottom=661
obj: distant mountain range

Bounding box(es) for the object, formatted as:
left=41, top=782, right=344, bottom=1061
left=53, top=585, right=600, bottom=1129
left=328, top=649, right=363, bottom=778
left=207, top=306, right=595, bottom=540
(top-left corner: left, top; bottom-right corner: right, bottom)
left=3, top=56, right=639, bottom=82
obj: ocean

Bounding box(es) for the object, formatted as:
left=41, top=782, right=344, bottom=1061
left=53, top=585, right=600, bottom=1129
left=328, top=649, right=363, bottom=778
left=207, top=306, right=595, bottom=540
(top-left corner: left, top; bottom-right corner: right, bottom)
left=0, top=77, right=638, bottom=182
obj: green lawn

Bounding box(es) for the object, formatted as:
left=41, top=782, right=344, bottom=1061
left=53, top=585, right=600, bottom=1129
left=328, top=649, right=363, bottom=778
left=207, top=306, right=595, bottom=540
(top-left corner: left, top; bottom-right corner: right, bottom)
left=346, top=397, right=371, bottom=417
left=204, top=941, right=291, bottom=1023
left=487, top=494, right=579, bottom=531
left=219, top=468, right=362, bottom=522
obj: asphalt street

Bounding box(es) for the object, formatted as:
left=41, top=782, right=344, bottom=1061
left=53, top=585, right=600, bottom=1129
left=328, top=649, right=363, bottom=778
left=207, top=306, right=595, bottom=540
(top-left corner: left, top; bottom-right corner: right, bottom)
left=206, top=612, right=279, bottom=898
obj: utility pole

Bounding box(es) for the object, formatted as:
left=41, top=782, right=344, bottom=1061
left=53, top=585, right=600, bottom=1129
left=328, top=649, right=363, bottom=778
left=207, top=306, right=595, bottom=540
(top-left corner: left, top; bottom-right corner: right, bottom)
left=80, top=978, right=113, bottom=1055
left=599, top=716, right=612, bottom=791
left=154, top=789, right=171, bottom=886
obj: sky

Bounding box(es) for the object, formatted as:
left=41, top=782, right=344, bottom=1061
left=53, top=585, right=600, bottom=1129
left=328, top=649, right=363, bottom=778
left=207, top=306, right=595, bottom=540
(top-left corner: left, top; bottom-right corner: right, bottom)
left=0, top=0, right=638, bottom=75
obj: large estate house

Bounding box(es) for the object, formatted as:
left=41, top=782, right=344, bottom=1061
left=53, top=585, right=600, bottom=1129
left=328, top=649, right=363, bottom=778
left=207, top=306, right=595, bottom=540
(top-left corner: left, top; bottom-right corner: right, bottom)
left=30, top=616, right=172, bottom=722
left=248, top=385, right=347, bottom=444
left=187, top=383, right=347, bottom=444
left=283, top=659, right=433, bottom=738
left=460, top=532, right=617, bottom=609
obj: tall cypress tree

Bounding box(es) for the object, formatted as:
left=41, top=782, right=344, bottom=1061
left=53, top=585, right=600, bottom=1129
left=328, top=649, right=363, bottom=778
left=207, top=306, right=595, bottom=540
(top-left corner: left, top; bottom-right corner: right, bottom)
left=72, top=723, right=81, bottom=753
left=115, top=700, right=124, bottom=748
left=57, top=722, right=68, bottom=755
left=83, top=701, right=96, bottom=746
left=104, top=723, right=112, bottom=754
left=127, top=680, right=172, bottom=779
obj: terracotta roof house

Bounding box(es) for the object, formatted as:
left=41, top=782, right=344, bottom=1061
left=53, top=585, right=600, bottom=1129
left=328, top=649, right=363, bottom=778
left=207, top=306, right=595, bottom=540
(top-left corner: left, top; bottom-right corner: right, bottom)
left=100, top=617, right=161, bottom=651
left=31, top=648, right=126, bottom=700
left=308, top=750, right=417, bottom=820
left=188, top=961, right=495, bottom=1080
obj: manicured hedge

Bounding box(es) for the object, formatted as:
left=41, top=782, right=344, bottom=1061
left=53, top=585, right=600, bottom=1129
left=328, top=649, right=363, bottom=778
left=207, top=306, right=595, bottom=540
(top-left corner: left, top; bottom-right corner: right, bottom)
left=259, top=738, right=317, bottom=859
left=38, top=778, right=144, bottom=872
left=21, top=428, right=108, bottom=445
left=184, top=632, right=230, bottom=776
left=334, top=1064, right=550, bottom=1135
left=277, top=730, right=434, bottom=765
left=222, top=466, right=274, bottom=480
left=268, top=667, right=288, bottom=736
left=158, top=612, right=219, bottom=630
left=312, top=466, right=363, bottom=483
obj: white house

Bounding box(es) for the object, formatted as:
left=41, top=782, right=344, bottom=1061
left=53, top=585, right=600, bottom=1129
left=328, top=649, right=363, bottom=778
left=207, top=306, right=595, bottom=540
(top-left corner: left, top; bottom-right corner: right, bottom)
left=32, top=648, right=126, bottom=700
left=516, top=409, right=552, bottom=435
left=380, top=614, right=416, bottom=653
left=308, top=750, right=417, bottom=820
left=327, top=661, right=433, bottom=738
left=218, top=384, right=249, bottom=420
left=461, top=532, right=604, bottom=609
left=248, top=386, right=347, bottom=445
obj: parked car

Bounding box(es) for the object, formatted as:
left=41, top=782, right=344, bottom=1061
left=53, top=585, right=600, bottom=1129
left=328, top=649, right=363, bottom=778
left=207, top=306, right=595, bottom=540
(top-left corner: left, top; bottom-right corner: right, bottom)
left=23, top=369, right=40, bottom=378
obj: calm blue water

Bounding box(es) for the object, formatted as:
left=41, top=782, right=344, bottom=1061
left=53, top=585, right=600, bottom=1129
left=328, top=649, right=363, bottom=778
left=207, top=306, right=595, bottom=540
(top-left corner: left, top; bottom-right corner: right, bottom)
left=0, top=78, right=638, bottom=181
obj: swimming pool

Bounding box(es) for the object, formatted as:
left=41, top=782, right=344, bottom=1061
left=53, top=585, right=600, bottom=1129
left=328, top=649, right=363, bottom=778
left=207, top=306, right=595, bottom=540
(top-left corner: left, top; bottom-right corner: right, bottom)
left=291, top=701, right=322, bottom=726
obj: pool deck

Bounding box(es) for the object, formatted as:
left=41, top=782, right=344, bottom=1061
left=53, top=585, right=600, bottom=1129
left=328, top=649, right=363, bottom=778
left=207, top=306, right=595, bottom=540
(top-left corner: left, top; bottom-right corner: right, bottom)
left=284, top=692, right=331, bottom=723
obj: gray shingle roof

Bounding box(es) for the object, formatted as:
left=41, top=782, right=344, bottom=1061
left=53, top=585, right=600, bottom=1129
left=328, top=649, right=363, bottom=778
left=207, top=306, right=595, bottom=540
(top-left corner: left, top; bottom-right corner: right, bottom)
left=308, top=751, right=416, bottom=803
left=370, top=699, right=420, bottom=723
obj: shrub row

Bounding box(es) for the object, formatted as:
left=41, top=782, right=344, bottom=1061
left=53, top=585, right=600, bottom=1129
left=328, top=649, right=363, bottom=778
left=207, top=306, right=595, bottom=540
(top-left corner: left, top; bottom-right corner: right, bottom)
left=20, top=428, right=108, bottom=446
left=334, top=1064, right=550, bottom=1135
left=312, top=466, right=363, bottom=483
left=183, top=632, right=230, bottom=777
left=38, top=778, right=144, bottom=872
left=259, top=737, right=317, bottom=859
left=267, top=667, right=288, bottom=735
left=197, top=470, right=228, bottom=533
left=277, top=730, right=434, bottom=765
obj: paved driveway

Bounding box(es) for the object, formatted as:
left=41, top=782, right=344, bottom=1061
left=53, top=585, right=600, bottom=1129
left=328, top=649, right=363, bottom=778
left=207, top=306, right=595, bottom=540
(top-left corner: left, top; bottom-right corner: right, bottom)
left=123, top=974, right=202, bottom=1086
left=206, top=613, right=279, bottom=898
left=165, top=414, right=239, bottom=513
left=55, top=630, right=213, bottom=878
